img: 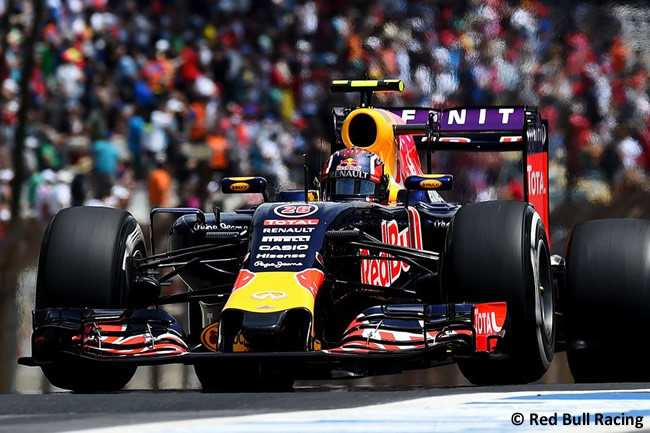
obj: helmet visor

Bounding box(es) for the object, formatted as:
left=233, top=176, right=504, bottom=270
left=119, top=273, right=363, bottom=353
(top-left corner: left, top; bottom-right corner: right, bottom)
left=328, top=178, right=379, bottom=198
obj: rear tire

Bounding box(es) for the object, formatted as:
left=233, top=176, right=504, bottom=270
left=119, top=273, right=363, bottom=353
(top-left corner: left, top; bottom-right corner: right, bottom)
left=36, top=206, right=145, bottom=391
left=565, top=218, right=650, bottom=383
left=444, top=201, right=555, bottom=385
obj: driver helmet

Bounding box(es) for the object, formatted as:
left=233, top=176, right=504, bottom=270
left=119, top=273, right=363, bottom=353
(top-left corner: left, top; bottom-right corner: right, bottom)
left=322, top=147, right=389, bottom=202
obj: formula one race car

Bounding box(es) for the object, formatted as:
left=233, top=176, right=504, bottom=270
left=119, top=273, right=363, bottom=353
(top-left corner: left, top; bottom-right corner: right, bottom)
left=20, top=80, right=650, bottom=390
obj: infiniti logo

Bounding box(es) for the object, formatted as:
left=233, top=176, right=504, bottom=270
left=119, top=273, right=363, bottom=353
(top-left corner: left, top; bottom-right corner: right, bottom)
left=251, top=291, right=287, bottom=300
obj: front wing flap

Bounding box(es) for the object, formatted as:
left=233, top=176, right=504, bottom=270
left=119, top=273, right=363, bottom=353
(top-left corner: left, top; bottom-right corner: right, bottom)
left=28, top=308, right=188, bottom=361
left=328, top=302, right=506, bottom=355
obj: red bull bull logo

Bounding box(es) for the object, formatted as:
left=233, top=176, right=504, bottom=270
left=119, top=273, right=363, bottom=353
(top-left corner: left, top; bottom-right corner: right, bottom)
left=360, top=209, right=423, bottom=287
left=336, top=157, right=361, bottom=171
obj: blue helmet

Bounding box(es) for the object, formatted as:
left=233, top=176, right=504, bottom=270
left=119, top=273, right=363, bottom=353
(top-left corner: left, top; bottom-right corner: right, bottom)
left=322, top=147, right=389, bottom=202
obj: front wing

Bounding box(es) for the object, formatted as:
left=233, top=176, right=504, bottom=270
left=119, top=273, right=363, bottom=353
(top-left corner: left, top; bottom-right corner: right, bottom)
left=19, top=302, right=507, bottom=379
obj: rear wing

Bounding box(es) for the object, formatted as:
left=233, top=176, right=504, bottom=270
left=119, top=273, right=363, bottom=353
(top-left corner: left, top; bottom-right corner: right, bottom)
left=388, top=107, right=530, bottom=149
left=330, top=106, right=550, bottom=241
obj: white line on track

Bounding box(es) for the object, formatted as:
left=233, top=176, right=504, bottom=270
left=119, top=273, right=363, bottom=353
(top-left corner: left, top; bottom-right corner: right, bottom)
left=65, top=389, right=650, bottom=433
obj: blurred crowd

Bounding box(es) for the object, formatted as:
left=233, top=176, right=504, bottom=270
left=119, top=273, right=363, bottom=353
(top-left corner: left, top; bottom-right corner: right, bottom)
left=0, top=0, right=648, bottom=231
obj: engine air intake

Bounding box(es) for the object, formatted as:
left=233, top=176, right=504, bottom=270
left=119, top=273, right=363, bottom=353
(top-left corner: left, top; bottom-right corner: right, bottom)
left=347, top=113, right=377, bottom=147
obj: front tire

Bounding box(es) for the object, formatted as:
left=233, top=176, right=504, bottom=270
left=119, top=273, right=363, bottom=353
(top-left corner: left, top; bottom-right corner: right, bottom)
left=444, top=201, right=555, bottom=385
left=194, top=363, right=294, bottom=392
left=36, top=206, right=146, bottom=391
left=41, top=361, right=136, bottom=393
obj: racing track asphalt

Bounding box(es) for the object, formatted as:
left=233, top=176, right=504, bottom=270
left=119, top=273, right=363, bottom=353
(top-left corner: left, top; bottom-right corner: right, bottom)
left=3, top=383, right=650, bottom=433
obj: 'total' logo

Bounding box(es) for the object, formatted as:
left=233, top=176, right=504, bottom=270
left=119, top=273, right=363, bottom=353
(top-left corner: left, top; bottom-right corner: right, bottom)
left=264, top=219, right=319, bottom=226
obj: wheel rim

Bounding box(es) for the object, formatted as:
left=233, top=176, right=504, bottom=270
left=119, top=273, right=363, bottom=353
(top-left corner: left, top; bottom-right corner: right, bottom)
left=529, top=213, right=554, bottom=367
left=535, top=239, right=554, bottom=343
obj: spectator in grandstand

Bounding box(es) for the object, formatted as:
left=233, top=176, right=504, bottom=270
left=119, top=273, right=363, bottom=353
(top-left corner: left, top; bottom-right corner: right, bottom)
left=0, top=0, right=647, bottom=222
left=148, top=155, right=172, bottom=209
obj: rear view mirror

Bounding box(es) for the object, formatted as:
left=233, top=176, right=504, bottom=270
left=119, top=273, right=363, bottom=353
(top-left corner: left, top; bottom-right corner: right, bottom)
left=222, top=177, right=268, bottom=199
left=404, top=174, right=453, bottom=191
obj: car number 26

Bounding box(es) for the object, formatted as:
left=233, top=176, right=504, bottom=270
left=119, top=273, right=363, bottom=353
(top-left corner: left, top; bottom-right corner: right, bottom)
left=273, top=204, right=319, bottom=218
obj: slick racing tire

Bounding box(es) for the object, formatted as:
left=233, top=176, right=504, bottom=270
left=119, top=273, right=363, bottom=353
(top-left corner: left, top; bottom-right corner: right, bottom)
left=444, top=200, right=555, bottom=385
left=194, top=363, right=294, bottom=392
left=41, top=360, right=136, bottom=393
left=565, top=218, right=650, bottom=383
left=36, top=206, right=146, bottom=309
left=36, top=206, right=146, bottom=392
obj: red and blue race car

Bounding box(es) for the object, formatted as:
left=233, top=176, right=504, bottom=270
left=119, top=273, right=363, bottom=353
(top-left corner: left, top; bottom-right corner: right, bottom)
left=20, top=80, right=650, bottom=390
